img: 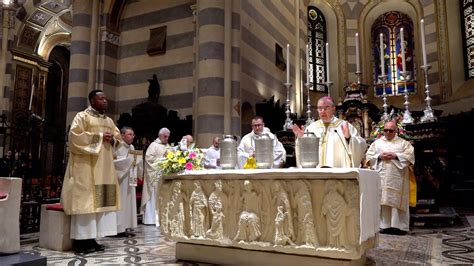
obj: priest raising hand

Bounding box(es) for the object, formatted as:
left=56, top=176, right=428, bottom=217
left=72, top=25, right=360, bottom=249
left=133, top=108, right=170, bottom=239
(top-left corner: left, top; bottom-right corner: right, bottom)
left=341, top=121, right=351, bottom=140
left=293, top=96, right=366, bottom=168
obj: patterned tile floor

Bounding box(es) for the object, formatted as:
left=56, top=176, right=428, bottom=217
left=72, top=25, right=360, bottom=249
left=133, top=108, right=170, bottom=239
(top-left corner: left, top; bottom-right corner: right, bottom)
left=16, top=217, right=474, bottom=265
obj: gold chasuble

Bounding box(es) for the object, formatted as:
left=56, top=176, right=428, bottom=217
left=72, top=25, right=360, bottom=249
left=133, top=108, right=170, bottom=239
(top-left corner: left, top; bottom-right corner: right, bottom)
left=61, top=107, right=122, bottom=215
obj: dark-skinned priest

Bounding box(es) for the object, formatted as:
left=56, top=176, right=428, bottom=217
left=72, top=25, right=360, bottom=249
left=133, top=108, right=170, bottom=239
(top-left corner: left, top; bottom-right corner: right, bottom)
left=61, top=90, right=122, bottom=254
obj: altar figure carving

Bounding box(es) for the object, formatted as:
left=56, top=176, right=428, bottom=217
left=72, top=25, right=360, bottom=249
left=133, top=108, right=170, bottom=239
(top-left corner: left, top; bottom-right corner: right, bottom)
left=189, top=181, right=208, bottom=238
left=169, top=181, right=186, bottom=238
left=321, top=180, right=352, bottom=249
left=344, top=181, right=359, bottom=246
left=234, top=180, right=262, bottom=242
left=273, top=181, right=294, bottom=246
left=295, top=181, right=319, bottom=247
left=207, top=180, right=227, bottom=239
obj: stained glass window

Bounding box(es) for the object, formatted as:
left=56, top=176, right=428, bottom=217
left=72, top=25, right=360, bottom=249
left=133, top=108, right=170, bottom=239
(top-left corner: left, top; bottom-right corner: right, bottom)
left=371, top=11, right=417, bottom=96
left=307, top=6, right=327, bottom=92
left=461, top=0, right=474, bottom=79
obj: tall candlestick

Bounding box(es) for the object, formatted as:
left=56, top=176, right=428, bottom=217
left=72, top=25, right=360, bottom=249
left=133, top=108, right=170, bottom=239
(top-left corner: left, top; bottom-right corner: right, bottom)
left=400, top=28, right=406, bottom=73
left=380, top=33, right=385, bottom=76
left=420, top=19, right=427, bottom=66
left=29, top=78, right=34, bottom=111
left=325, top=42, right=330, bottom=82
left=286, top=44, right=290, bottom=83
left=306, top=44, right=310, bottom=84
left=355, top=33, right=360, bottom=73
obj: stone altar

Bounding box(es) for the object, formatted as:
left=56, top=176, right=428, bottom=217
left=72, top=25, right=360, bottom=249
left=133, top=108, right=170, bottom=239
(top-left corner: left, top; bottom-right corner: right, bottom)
left=157, top=169, right=380, bottom=264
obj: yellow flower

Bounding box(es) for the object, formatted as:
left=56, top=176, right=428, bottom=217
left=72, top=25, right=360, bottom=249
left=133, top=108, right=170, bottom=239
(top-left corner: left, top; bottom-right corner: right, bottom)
left=166, top=151, right=174, bottom=159
left=178, top=157, right=186, bottom=165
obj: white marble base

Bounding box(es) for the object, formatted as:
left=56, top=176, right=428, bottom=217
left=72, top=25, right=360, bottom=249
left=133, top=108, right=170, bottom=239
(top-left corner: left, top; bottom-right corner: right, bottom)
left=0, top=177, right=22, bottom=254
left=39, top=205, right=72, bottom=251
left=176, top=242, right=366, bottom=266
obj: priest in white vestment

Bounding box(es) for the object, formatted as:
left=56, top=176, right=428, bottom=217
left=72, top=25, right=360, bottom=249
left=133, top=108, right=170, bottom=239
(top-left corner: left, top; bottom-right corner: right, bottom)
left=366, top=121, right=414, bottom=234
left=61, top=90, right=121, bottom=254
left=292, top=96, right=367, bottom=168
left=113, top=126, right=142, bottom=236
left=141, top=127, right=170, bottom=225
left=237, top=116, right=286, bottom=168
left=204, top=136, right=220, bottom=169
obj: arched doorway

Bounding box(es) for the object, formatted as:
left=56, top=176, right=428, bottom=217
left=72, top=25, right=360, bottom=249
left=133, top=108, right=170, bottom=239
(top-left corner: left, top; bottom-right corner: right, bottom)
left=40, top=45, right=70, bottom=178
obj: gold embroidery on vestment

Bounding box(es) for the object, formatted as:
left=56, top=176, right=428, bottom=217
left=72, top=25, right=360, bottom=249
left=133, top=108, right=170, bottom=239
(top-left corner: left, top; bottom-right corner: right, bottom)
left=95, top=184, right=116, bottom=207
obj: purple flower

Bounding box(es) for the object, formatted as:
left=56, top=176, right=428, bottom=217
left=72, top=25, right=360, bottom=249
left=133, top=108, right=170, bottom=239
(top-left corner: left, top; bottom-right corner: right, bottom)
left=185, top=162, right=193, bottom=170
left=189, top=151, right=197, bottom=159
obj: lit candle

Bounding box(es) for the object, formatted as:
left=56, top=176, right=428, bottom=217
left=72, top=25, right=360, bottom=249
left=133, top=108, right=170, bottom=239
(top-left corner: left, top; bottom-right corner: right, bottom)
left=306, top=44, right=310, bottom=84
left=400, top=28, right=406, bottom=73
left=380, top=33, right=385, bottom=76
left=325, top=42, right=330, bottom=82
left=29, top=78, right=34, bottom=111
left=286, top=44, right=290, bottom=84
left=355, top=33, right=360, bottom=73
left=420, top=19, right=427, bottom=66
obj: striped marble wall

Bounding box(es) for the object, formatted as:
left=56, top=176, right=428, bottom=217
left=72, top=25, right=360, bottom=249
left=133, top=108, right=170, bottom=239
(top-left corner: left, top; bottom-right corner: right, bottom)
left=116, top=0, right=195, bottom=119
left=240, top=0, right=296, bottom=110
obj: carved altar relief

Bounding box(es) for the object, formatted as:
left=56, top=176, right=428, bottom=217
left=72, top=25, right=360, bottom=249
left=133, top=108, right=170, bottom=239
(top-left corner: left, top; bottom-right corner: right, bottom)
left=169, top=181, right=187, bottom=238
left=272, top=181, right=294, bottom=246
left=157, top=169, right=378, bottom=260
left=234, top=180, right=262, bottom=242
left=321, top=180, right=353, bottom=250
left=189, top=181, right=208, bottom=238
left=207, top=180, right=227, bottom=239
left=294, top=181, right=319, bottom=247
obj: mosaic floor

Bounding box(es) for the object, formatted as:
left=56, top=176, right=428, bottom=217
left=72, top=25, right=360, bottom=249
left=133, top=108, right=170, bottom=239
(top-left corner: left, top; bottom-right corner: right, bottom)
left=16, top=217, right=474, bottom=265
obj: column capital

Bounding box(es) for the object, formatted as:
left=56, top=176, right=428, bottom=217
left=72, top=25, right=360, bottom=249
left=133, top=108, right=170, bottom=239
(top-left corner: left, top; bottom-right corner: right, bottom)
left=190, top=4, right=197, bottom=24
left=101, top=29, right=119, bottom=46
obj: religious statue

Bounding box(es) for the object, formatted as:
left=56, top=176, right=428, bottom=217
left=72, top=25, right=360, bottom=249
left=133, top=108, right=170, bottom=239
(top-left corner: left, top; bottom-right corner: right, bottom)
left=294, top=181, right=318, bottom=247
left=272, top=181, right=294, bottom=246
left=207, top=180, right=227, bottom=239
left=189, top=181, right=208, bottom=238
left=147, top=74, right=160, bottom=103
left=234, top=180, right=262, bottom=242
left=169, top=181, right=186, bottom=238
left=321, top=180, right=351, bottom=249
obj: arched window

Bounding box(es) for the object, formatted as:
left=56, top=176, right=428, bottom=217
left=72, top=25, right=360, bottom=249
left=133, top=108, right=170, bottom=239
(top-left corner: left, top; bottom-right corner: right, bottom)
left=371, top=11, right=416, bottom=96
left=307, top=6, right=327, bottom=92
left=461, top=0, right=474, bottom=79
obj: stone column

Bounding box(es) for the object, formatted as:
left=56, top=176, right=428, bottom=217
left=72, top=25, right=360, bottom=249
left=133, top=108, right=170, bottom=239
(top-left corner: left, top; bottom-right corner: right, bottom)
left=66, top=0, right=94, bottom=125
left=194, top=0, right=241, bottom=146
left=96, top=0, right=119, bottom=119
left=195, top=0, right=226, bottom=147
left=230, top=0, right=241, bottom=138
left=0, top=3, right=15, bottom=155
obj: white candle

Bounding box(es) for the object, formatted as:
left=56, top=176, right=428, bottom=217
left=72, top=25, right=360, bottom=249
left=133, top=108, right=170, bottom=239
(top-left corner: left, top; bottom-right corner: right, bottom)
left=325, top=42, right=330, bottom=82
left=29, top=78, right=34, bottom=111
left=286, top=44, right=290, bottom=83
left=400, top=28, right=406, bottom=73
left=355, top=33, right=360, bottom=73
left=420, top=19, right=427, bottom=66
left=380, top=33, right=385, bottom=76
left=306, top=44, right=310, bottom=84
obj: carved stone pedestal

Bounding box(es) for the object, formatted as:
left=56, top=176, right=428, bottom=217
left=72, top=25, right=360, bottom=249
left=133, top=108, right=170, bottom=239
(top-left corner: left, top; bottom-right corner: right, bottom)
left=176, top=242, right=368, bottom=266
left=158, top=169, right=380, bottom=263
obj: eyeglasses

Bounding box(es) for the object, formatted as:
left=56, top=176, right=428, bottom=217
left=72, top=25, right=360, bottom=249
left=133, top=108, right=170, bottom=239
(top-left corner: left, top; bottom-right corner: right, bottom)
left=383, top=129, right=395, bottom=133
left=317, top=106, right=332, bottom=111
